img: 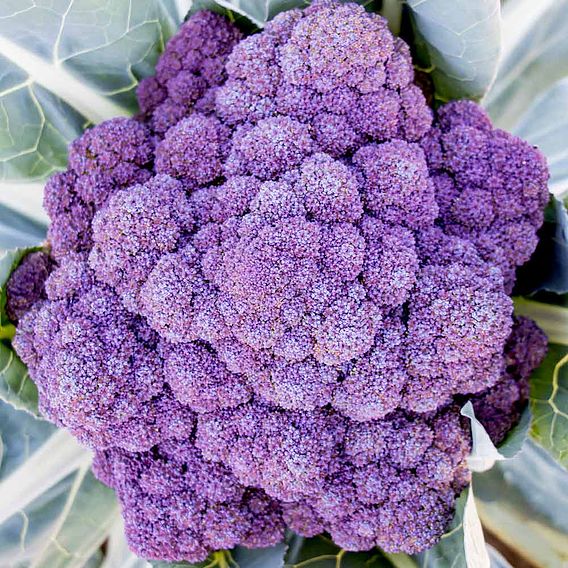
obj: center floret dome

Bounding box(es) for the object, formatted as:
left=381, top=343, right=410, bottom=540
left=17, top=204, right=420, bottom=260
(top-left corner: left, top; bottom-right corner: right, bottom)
left=12, top=0, right=549, bottom=563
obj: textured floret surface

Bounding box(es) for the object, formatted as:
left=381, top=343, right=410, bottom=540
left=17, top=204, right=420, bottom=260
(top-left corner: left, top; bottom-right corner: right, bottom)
left=11, top=2, right=549, bottom=562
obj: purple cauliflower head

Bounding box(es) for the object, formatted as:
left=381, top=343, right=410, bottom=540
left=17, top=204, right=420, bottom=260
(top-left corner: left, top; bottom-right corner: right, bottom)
left=10, top=0, right=549, bottom=562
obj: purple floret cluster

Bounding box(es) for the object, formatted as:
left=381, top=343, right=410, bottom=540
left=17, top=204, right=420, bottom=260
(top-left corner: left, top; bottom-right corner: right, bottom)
left=10, top=1, right=549, bottom=562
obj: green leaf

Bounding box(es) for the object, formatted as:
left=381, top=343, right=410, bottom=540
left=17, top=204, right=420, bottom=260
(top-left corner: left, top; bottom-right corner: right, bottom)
left=406, top=0, right=501, bottom=102
left=0, top=247, right=41, bottom=327
left=233, top=544, right=287, bottom=568
left=101, top=518, right=151, bottom=568
left=284, top=534, right=396, bottom=567
left=0, top=342, right=39, bottom=416
left=0, top=204, right=46, bottom=249
left=474, top=439, right=568, bottom=567
left=26, top=468, right=118, bottom=568
left=513, top=298, right=568, bottom=347
left=529, top=343, right=568, bottom=468
left=515, top=197, right=568, bottom=295
left=208, top=0, right=308, bottom=27
left=0, top=0, right=184, bottom=183
left=0, top=248, right=43, bottom=417
left=188, top=0, right=263, bottom=33
left=0, top=397, right=55, bottom=478
left=151, top=545, right=288, bottom=568
left=0, top=247, right=45, bottom=419
left=495, top=405, right=531, bottom=459
left=484, top=0, right=568, bottom=130
left=513, top=80, right=568, bottom=198
left=189, top=1, right=383, bottom=30
left=0, top=399, right=118, bottom=568
left=0, top=182, right=48, bottom=226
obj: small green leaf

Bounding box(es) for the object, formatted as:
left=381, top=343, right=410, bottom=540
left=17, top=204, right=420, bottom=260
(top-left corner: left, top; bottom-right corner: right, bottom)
left=0, top=0, right=184, bottom=183
left=0, top=398, right=55, bottom=478
left=484, top=0, right=568, bottom=130
left=529, top=343, right=568, bottom=468
left=0, top=247, right=44, bottom=415
left=0, top=247, right=39, bottom=326
left=0, top=342, right=39, bottom=416
left=406, top=0, right=501, bottom=102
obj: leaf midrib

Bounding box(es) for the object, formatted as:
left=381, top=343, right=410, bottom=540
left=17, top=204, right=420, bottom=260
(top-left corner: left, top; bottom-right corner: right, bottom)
left=0, top=33, right=130, bottom=124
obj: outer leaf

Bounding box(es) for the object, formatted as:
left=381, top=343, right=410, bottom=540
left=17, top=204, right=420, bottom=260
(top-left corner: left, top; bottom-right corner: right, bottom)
left=0, top=429, right=91, bottom=528
left=0, top=204, right=46, bottom=249
left=149, top=547, right=290, bottom=568
left=484, top=0, right=568, bottom=130
left=0, top=182, right=48, bottom=225
left=232, top=544, right=287, bottom=568
left=0, top=398, right=55, bottom=479
left=406, top=0, right=501, bottom=102
left=0, top=0, right=182, bottom=182
left=188, top=0, right=263, bottom=33
left=0, top=399, right=118, bottom=568
left=475, top=440, right=568, bottom=567
left=513, top=80, right=568, bottom=198
left=26, top=467, right=119, bottom=568
left=513, top=298, right=568, bottom=347
left=494, top=406, right=531, bottom=460
left=529, top=343, right=568, bottom=468
left=514, top=197, right=568, bottom=295
left=202, top=0, right=308, bottom=27
left=189, top=1, right=383, bottom=29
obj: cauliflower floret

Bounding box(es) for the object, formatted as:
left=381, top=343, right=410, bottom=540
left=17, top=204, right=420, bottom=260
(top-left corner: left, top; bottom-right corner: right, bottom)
left=9, top=1, right=549, bottom=562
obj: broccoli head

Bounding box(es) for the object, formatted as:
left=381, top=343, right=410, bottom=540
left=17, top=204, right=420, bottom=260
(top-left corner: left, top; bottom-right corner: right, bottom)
left=11, top=1, right=549, bottom=562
